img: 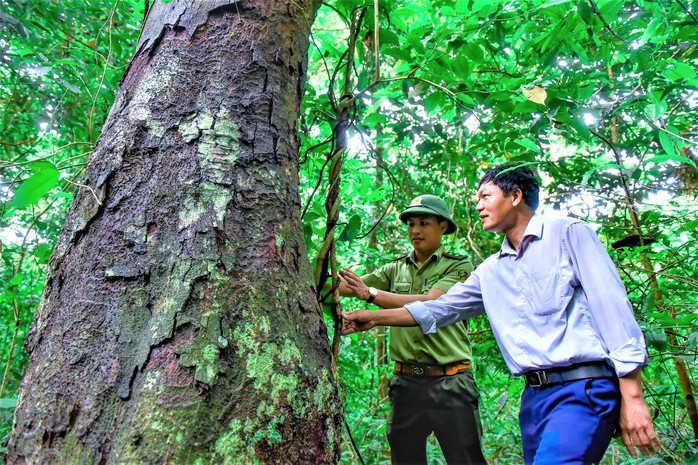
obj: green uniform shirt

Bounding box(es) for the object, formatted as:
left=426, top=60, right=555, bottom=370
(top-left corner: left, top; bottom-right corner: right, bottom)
left=362, top=245, right=474, bottom=365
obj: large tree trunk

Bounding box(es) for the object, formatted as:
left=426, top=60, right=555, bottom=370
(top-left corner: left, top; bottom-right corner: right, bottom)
left=7, top=1, right=343, bottom=463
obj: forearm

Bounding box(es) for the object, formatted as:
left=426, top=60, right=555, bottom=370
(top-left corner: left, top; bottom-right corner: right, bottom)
left=617, top=366, right=660, bottom=457
left=373, top=289, right=444, bottom=308
left=341, top=307, right=417, bottom=334
left=373, top=308, right=417, bottom=326
left=618, top=367, right=644, bottom=401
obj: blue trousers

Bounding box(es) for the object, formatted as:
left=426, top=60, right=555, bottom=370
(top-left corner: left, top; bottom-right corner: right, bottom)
left=519, top=378, right=620, bottom=465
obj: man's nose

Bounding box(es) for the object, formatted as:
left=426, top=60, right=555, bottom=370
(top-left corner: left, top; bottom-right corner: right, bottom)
left=476, top=200, right=484, bottom=211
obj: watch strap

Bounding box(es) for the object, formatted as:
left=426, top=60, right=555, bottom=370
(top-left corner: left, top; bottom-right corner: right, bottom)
left=366, top=287, right=377, bottom=304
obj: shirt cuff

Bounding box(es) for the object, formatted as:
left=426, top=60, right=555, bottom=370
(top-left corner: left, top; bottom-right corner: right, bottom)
left=608, top=338, right=649, bottom=377
left=404, top=301, right=437, bottom=334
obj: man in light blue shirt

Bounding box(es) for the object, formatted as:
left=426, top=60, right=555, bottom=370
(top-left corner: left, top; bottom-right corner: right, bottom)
left=341, top=164, right=660, bottom=464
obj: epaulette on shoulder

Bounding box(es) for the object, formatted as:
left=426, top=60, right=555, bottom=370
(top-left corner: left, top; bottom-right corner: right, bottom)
left=392, top=254, right=409, bottom=262
left=443, top=252, right=467, bottom=260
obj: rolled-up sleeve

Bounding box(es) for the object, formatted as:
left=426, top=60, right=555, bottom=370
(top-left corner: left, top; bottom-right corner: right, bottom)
left=404, top=301, right=437, bottom=334
left=608, top=338, right=649, bottom=377
left=405, top=273, right=486, bottom=334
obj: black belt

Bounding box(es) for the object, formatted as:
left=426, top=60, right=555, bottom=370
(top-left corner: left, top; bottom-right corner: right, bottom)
left=523, top=362, right=615, bottom=388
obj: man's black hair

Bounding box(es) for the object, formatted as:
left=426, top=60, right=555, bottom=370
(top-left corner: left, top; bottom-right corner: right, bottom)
left=479, top=164, right=540, bottom=210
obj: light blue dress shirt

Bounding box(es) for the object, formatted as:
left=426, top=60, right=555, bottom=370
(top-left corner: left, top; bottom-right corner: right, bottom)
left=405, top=214, right=648, bottom=377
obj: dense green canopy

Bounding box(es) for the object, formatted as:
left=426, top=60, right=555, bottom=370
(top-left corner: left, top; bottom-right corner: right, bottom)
left=1, top=0, right=696, bottom=462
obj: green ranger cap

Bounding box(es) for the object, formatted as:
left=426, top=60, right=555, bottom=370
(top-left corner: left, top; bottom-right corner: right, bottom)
left=398, top=194, right=457, bottom=234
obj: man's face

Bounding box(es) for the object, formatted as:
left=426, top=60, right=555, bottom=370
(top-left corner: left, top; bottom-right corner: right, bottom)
left=406, top=215, right=446, bottom=254
left=476, top=181, right=518, bottom=232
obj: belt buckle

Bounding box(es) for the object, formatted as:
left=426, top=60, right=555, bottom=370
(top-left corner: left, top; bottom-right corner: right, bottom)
left=528, top=370, right=548, bottom=387
left=412, top=366, right=425, bottom=376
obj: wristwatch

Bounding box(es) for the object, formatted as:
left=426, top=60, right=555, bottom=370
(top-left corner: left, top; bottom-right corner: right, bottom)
left=366, top=287, right=378, bottom=304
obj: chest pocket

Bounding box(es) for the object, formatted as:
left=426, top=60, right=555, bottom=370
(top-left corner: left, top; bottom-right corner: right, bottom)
left=393, top=282, right=411, bottom=294
left=526, top=265, right=575, bottom=315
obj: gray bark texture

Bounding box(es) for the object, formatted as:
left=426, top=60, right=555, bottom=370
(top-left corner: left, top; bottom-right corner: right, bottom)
left=7, top=1, right=343, bottom=463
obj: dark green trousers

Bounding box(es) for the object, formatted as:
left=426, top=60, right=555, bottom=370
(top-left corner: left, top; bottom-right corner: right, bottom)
left=387, top=369, right=487, bottom=465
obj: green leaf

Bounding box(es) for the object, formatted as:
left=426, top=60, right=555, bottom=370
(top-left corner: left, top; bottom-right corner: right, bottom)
left=552, top=108, right=570, bottom=123
left=391, top=6, right=420, bottom=20
left=474, top=0, right=502, bottom=16
left=581, top=168, right=596, bottom=186
left=463, top=43, right=484, bottom=64
left=304, top=211, right=321, bottom=222
left=379, top=28, right=400, bottom=46
left=455, top=0, right=469, bottom=14
left=643, top=102, right=667, bottom=121
left=440, top=6, right=455, bottom=17
left=642, top=292, right=656, bottom=314
left=514, top=138, right=541, bottom=154
left=596, top=0, right=624, bottom=21
left=577, top=1, right=594, bottom=24
left=0, top=398, right=16, bottom=409
left=7, top=273, right=22, bottom=286
left=35, top=244, right=54, bottom=264
left=338, top=215, right=362, bottom=242
left=383, top=46, right=412, bottom=61
left=638, top=18, right=664, bottom=46
left=688, top=332, right=698, bottom=350
left=577, top=84, right=595, bottom=100
left=303, top=224, right=315, bottom=252
left=513, top=100, right=540, bottom=114
left=363, top=113, right=388, bottom=126
left=451, top=56, right=470, bottom=78
left=406, top=30, right=426, bottom=54
left=456, top=93, right=475, bottom=106
left=9, top=161, right=60, bottom=209
left=663, top=63, right=697, bottom=82
left=423, top=92, right=443, bottom=114
left=644, top=329, right=667, bottom=352
left=569, top=116, right=591, bottom=142
left=644, top=154, right=696, bottom=169
left=597, top=162, right=625, bottom=172
left=537, top=0, right=573, bottom=8
left=657, top=129, right=683, bottom=158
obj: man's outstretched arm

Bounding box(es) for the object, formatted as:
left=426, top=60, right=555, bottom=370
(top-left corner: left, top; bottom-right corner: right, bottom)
left=341, top=308, right=417, bottom=334
left=339, top=269, right=447, bottom=308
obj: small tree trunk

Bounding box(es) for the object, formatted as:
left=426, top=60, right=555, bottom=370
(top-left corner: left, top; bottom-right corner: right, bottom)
left=8, top=1, right=343, bottom=463
left=369, top=127, right=389, bottom=401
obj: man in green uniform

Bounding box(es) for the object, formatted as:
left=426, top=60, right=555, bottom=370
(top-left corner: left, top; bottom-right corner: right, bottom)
left=339, top=195, right=486, bottom=465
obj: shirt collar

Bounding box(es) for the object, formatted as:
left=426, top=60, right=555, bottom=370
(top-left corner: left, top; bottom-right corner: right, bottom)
left=499, top=214, right=543, bottom=257
left=408, top=244, right=445, bottom=266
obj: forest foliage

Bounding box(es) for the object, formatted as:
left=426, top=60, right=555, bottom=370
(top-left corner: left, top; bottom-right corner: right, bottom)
left=1, top=0, right=697, bottom=463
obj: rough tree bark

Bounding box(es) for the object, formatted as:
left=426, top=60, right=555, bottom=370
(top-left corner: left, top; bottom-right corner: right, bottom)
left=7, top=1, right=343, bottom=463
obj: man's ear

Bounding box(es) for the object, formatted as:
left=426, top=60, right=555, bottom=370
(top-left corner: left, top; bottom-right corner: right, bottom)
left=440, top=220, right=448, bottom=233
left=511, top=188, right=524, bottom=206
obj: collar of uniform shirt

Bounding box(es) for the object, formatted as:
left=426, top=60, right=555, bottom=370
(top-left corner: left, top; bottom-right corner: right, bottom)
left=408, top=246, right=443, bottom=267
